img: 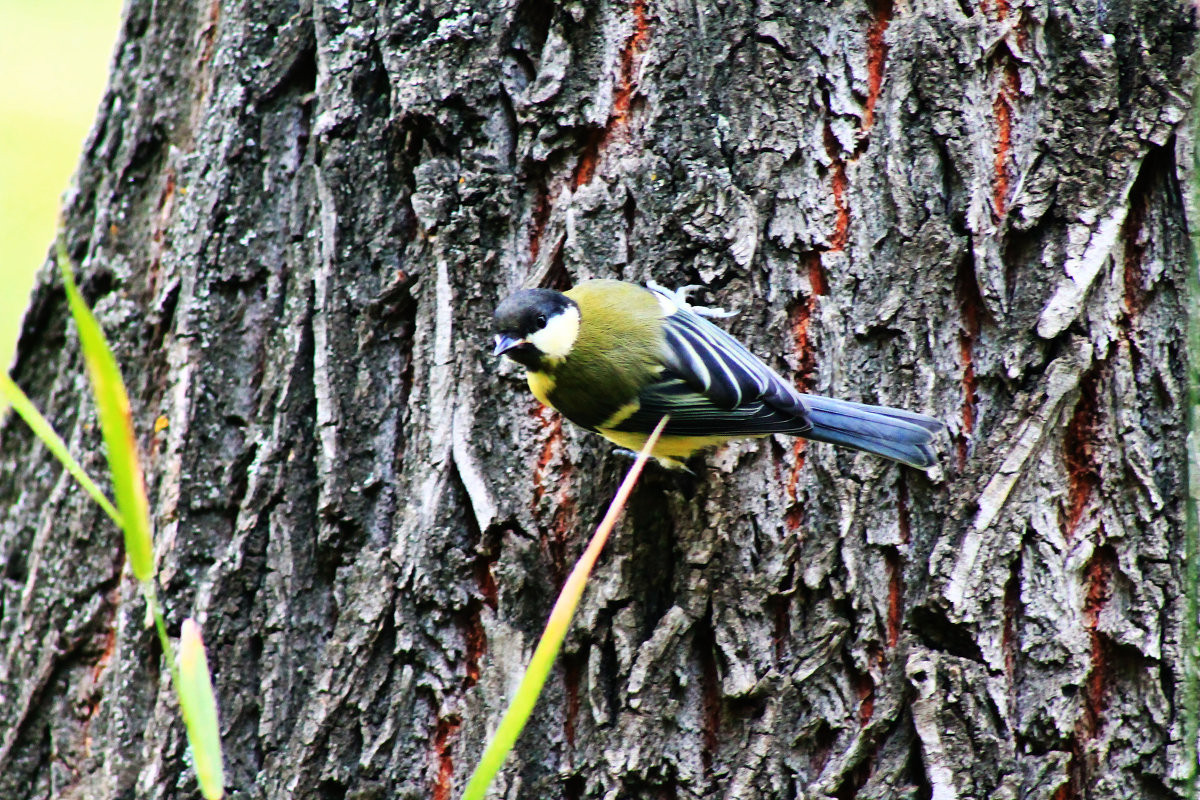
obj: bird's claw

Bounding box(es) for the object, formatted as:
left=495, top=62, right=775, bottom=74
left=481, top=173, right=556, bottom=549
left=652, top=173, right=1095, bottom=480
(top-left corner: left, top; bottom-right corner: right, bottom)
left=646, top=280, right=738, bottom=318
left=689, top=304, right=738, bottom=319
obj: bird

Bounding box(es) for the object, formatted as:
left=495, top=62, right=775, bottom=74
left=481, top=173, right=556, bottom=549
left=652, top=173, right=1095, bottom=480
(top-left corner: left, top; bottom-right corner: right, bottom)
left=492, top=279, right=944, bottom=470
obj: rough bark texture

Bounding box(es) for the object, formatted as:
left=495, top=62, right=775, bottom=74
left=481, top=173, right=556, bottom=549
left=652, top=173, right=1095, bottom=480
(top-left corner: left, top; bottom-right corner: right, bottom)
left=1, top=1, right=1196, bottom=798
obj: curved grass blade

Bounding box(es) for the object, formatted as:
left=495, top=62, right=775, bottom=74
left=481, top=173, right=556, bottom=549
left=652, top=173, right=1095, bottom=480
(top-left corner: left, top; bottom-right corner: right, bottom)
left=57, top=240, right=154, bottom=582
left=1182, top=60, right=1200, bottom=800
left=461, top=415, right=669, bottom=800
left=178, top=619, right=226, bottom=800
left=0, top=372, right=122, bottom=527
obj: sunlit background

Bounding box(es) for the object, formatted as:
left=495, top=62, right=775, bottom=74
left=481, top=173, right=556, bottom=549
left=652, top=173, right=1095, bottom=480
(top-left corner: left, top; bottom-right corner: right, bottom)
left=1, top=0, right=125, bottom=372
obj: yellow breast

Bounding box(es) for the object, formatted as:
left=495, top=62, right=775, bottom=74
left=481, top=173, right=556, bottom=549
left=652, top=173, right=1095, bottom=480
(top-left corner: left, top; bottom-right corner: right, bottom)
left=527, top=370, right=556, bottom=408
left=595, top=428, right=742, bottom=469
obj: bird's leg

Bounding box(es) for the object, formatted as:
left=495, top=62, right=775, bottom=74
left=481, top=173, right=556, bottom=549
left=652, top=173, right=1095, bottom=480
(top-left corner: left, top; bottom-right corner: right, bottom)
left=645, top=280, right=738, bottom=318
left=610, top=447, right=696, bottom=475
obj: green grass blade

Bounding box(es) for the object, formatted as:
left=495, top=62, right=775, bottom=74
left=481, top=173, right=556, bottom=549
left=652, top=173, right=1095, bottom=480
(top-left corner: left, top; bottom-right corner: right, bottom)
left=461, top=415, right=669, bottom=800
left=0, top=372, right=122, bottom=527
left=178, top=619, right=226, bottom=800
left=1182, top=59, right=1200, bottom=800
left=56, top=240, right=154, bottom=581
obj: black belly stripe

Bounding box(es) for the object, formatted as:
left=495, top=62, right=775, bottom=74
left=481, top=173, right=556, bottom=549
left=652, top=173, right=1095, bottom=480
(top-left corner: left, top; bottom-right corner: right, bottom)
left=547, top=385, right=613, bottom=432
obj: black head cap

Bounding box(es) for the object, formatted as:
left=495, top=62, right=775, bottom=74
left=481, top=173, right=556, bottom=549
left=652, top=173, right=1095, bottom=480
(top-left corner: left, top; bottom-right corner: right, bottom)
left=493, top=289, right=576, bottom=336
left=492, top=289, right=578, bottom=368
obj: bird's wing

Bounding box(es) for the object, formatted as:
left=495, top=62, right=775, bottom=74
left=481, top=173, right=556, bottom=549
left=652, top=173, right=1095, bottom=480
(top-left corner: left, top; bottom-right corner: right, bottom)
left=650, top=284, right=811, bottom=418
left=605, top=376, right=811, bottom=437
left=603, top=285, right=813, bottom=438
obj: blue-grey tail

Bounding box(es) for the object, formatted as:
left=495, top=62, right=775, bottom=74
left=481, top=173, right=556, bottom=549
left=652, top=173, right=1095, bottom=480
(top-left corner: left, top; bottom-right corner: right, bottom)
left=801, top=395, right=943, bottom=469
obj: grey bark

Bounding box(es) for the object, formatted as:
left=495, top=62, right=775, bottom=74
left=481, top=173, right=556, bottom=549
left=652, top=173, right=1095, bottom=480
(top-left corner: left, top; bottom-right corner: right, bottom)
left=0, top=0, right=1195, bottom=798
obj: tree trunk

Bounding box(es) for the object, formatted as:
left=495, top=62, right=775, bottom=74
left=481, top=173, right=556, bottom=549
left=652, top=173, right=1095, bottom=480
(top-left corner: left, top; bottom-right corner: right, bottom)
left=1, top=1, right=1196, bottom=798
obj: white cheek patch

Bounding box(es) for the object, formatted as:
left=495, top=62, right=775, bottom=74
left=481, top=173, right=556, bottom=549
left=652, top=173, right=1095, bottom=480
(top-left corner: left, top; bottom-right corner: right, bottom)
left=528, top=305, right=581, bottom=359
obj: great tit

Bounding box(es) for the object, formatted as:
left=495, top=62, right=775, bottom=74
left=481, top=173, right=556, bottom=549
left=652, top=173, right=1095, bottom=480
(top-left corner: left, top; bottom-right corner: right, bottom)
left=493, top=279, right=943, bottom=469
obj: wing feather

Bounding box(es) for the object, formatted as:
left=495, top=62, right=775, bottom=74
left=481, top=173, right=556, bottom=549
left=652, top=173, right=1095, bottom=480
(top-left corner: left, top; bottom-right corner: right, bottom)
left=663, top=327, right=712, bottom=391
left=653, top=286, right=808, bottom=418
left=672, top=311, right=769, bottom=394
left=599, top=285, right=814, bottom=439
left=608, top=378, right=810, bottom=437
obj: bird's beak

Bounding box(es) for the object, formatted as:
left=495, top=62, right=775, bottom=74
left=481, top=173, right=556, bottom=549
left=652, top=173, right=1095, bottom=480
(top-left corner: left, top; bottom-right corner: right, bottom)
left=493, top=334, right=525, bottom=356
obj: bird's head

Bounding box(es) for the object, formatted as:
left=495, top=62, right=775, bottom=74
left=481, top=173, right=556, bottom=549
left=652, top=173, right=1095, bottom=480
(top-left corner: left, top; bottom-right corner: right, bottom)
left=493, top=289, right=581, bottom=369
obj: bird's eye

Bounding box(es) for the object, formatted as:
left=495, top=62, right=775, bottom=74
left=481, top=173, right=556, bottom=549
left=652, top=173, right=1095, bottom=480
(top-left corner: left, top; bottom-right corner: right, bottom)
left=536, top=314, right=547, bottom=327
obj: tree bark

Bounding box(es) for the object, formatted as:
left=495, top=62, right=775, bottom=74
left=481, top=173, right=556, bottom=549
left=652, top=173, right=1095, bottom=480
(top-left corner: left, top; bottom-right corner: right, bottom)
left=1, top=0, right=1196, bottom=798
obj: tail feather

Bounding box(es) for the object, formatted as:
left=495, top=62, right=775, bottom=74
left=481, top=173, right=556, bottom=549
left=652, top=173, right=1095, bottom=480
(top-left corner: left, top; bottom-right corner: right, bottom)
left=801, top=394, right=943, bottom=469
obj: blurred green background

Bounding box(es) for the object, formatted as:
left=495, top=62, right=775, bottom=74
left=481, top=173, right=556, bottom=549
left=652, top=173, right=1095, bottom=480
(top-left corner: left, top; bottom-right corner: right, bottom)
left=1, top=0, right=124, bottom=371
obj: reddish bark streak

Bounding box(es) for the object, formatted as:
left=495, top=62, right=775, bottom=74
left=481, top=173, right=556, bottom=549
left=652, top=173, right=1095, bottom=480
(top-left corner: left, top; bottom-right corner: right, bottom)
left=145, top=167, right=179, bottom=306
left=992, top=63, right=1019, bottom=216
left=836, top=669, right=878, bottom=797
left=823, top=123, right=851, bottom=251
left=460, top=556, right=497, bottom=689
left=613, top=0, right=649, bottom=128
left=861, top=0, right=894, bottom=131
left=856, top=671, right=875, bottom=726
left=475, top=557, right=499, bottom=611
left=531, top=407, right=560, bottom=505
left=1002, top=563, right=1019, bottom=683
left=571, top=129, right=606, bottom=190
left=1122, top=179, right=1148, bottom=321
left=957, top=336, right=977, bottom=469
left=432, top=717, right=461, bottom=800
left=885, top=549, right=903, bottom=649
left=889, top=482, right=907, bottom=646
left=1084, top=633, right=1111, bottom=739
left=188, top=0, right=222, bottom=136
left=808, top=253, right=829, bottom=297
left=784, top=440, right=807, bottom=532
left=199, top=0, right=220, bottom=64
left=979, top=0, right=1010, bottom=18
left=1056, top=758, right=1084, bottom=800
left=789, top=258, right=826, bottom=390
left=571, top=0, right=650, bottom=189
left=158, top=169, right=177, bottom=219
left=457, top=547, right=494, bottom=692
left=1082, top=547, right=1116, bottom=739
left=461, top=610, right=486, bottom=689
left=785, top=256, right=827, bottom=529
left=80, top=592, right=120, bottom=750
left=831, top=167, right=849, bottom=250
left=1062, top=370, right=1101, bottom=537
left=956, top=260, right=983, bottom=468
left=537, top=0, right=650, bottom=262
left=698, top=627, right=721, bottom=774
left=91, top=624, right=117, bottom=688
left=531, top=405, right=576, bottom=581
